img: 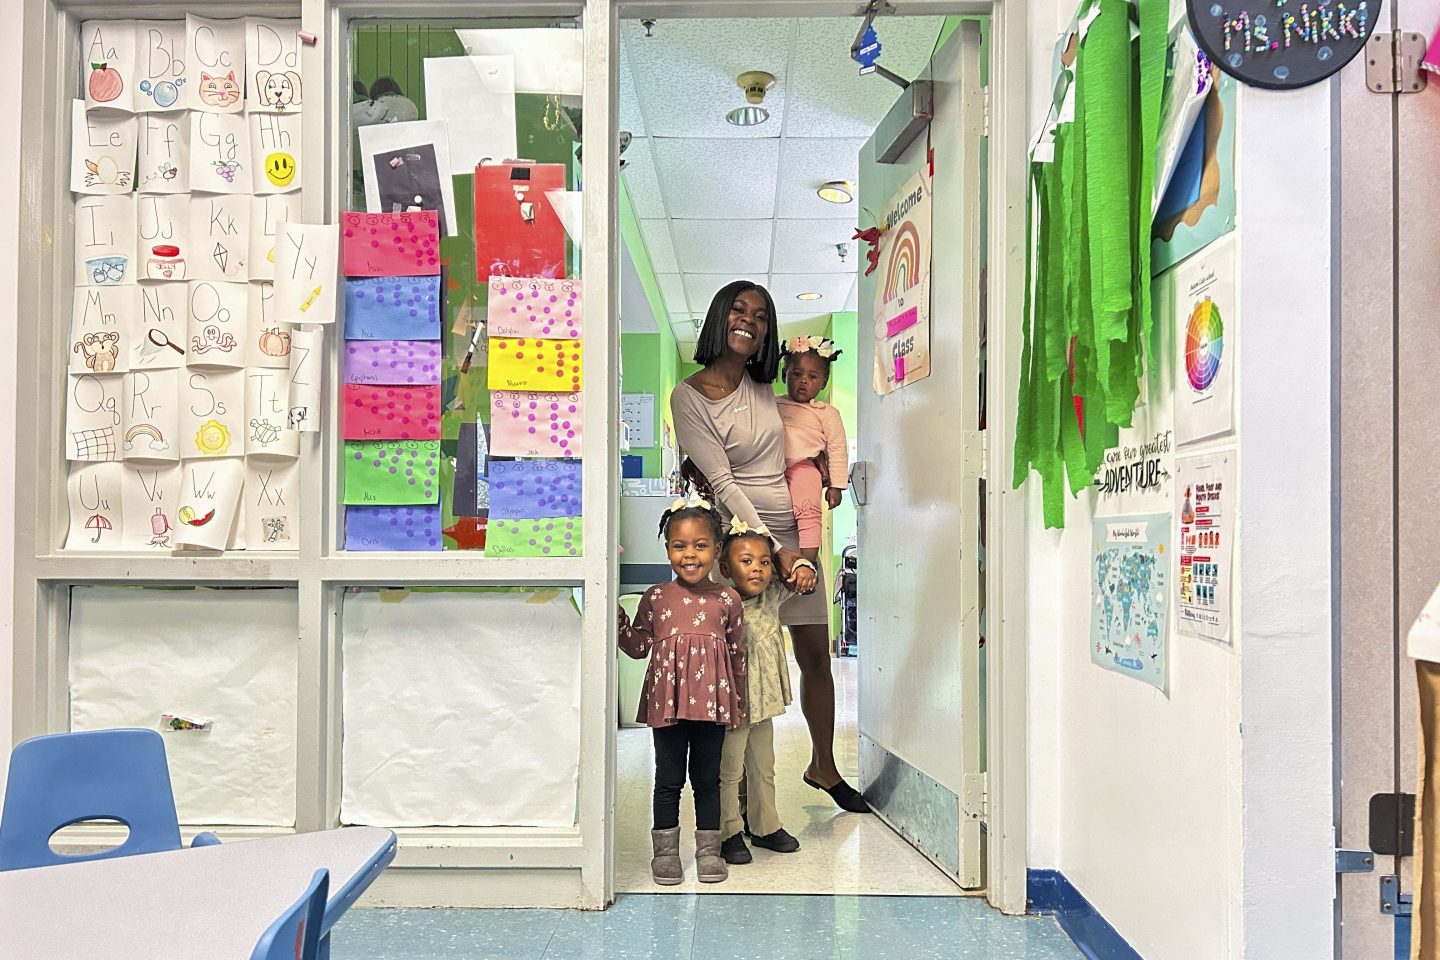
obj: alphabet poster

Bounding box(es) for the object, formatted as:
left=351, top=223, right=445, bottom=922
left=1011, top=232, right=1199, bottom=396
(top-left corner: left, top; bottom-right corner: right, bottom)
left=69, top=287, right=136, bottom=375
left=66, top=462, right=125, bottom=551
left=188, top=196, right=250, bottom=280
left=245, top=459, right=299, bottom=549
left=249, top=113, right=301, bottom=194
left=81, top=21, right=138, bottom=113
left=180, top=369, right=245, bottom=458
left=75, top=195, right=137, bottom=287
left=245, top=367, right=299, bottom=457
left=186, top=281, right=247, bottom=367
left=185, top=15, right=245, bottom=114
left=1176, top=453, right=1234, bottom=643
left=174, top=458, right=245, bottom=551
left=138, top=194, right=191, bottom=281
left=871, top=168, right=932, bottom=396
left=1090, top=513, right=1170, bottom=691
left=137, top=112, right=189, bottom=193
left=189, top=111, right=252, bottom=194
left=286, top=325, right=322, bottom=432
left=1172, top=238, right=1236, bottom=445
left=119, top=464, right=181, bottom=550
left=66, top=373, right=124, bottom=462
left=122, top=369, right=179, bottom=462
left=245, top=19, right=303, bottom=114
left=134, top=20, right=188, bottom=112
left=135, top=285, right=188, bottom=368
left=71, top=102, right=138, bottom=195
left=249, top=194, right=300, bottom=281
left=273, top=222, right=339, bottom=324
left=247, top=283, right=292, bottom=369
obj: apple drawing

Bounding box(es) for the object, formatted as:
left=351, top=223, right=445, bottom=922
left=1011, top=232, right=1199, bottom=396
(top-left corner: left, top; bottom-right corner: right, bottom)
left=88, top=62, right=123, bottom=103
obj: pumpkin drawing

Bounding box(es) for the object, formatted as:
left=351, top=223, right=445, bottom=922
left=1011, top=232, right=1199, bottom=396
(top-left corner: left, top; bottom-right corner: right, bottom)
left=258, top=327, right=292, bottom=357
left=88, top=62, right=123, bottom=103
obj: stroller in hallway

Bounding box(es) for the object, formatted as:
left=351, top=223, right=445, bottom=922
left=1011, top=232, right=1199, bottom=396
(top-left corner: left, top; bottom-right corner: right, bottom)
left=835, top=543, right=857, bottom=657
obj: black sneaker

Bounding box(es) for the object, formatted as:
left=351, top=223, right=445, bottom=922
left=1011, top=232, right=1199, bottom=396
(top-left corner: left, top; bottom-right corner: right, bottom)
left=721, top=832, right=752, bottom=864
left=749, top=829, right=800, bottom=853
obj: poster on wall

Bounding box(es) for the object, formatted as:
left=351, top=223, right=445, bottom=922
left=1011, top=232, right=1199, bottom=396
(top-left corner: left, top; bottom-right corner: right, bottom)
left=1176, top=452, right=1235, bottom=643
left=1090, top=512, right=1171, bottom=691
left=871, top=168, right=931, bottom=396
left=1173, top=238, right=1235, bottom=444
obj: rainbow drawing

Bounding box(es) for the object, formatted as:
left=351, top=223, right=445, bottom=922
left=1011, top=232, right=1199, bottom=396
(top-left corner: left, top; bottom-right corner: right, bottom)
left=883, top=221, right=923, bottom=302
left=123, top=423, right=168, bottom=453
left=1184, top=298, right=1224, bottom=392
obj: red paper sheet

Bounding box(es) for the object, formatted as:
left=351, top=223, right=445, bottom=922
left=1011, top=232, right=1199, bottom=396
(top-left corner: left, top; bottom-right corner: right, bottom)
left=342, top=383, right=441, bottom=441
left=473, top=163, right=567, bottom=282
left=341, top=211, right=441, bottom=277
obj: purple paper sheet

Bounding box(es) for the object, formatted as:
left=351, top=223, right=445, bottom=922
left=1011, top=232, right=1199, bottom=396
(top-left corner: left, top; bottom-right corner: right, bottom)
left=488, top=459, right=582, bottom=520
left=343, top=340, right=442, bottom=385
left=345, top=504, right=442, bottom=551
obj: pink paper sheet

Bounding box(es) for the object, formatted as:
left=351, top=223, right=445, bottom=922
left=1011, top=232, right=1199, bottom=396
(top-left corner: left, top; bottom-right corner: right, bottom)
left=342, top=383, right=441, bottom=441
left=487, top=276, right=582, bottom=339
left=341, top=211, right=441, bottom=277
left=490, top=389, right=583, bottom=458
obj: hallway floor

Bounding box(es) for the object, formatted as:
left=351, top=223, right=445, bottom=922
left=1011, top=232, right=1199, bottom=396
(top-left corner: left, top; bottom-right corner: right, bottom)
left=330, top=894, right=1084, bottom=959
left=616, top=656, right=961, bottom=895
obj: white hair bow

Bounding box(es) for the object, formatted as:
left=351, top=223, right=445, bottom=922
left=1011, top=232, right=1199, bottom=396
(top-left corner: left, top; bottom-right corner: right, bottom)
left=727, top=517, right=771, bottom=538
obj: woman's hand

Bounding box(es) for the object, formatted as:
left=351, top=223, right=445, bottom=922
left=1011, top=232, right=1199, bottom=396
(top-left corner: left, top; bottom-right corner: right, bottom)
left=825, top=487, right=844, bottom=510
left=777, top=548, right=817, bottom=594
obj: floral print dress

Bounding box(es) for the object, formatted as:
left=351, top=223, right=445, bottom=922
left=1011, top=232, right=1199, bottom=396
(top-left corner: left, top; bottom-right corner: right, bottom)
left=619, top=579, right=747, bottom=729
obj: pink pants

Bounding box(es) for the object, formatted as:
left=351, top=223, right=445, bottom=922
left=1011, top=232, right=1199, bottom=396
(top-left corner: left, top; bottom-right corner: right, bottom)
left=785, top=460, right=824, bottom=550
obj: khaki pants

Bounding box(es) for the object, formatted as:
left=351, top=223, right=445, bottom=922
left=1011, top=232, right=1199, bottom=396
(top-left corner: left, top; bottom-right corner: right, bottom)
left=720, top=719, right=782, bottom=840
left=1416, top=662, right=1440, bottom=959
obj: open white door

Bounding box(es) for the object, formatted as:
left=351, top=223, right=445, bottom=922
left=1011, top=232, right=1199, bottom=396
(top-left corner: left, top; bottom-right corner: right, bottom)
left=853, top=20, right=985, bottom=889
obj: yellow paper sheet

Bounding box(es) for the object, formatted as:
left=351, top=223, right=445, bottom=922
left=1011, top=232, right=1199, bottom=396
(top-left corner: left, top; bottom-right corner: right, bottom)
left=487, top=337, right=583, bottom=392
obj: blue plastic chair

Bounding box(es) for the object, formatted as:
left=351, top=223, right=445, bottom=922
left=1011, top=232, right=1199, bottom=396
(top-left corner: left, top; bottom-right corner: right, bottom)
left=0, top=728, right=218, bottom=871
left=252, top=868, right=329, bottom=960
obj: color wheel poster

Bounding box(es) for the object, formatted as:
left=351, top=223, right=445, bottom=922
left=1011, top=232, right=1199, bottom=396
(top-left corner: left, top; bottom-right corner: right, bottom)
left=1176, top=453, right=1234, bottom=643
left=1091, top=513, right=1170, bottom=691
left=872, top=169, right=931, bottom=396
left=1173, top=238, right=1235, bottom=445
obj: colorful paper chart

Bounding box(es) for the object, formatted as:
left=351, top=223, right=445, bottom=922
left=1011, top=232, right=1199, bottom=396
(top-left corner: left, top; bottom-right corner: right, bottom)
left=488, top=460, right=582, bottom=520
left=341, top=384, right=441, bottom=441
left=343, top=276, right=442, bottom=340
left=1185, top=299, right=1224, bottom=391
left=343, top=340, right=442, bottom=385
left=487, top=276, right=582, bottom=339
left=343, top=440, right=440, bottom=505
left=487, top=337, right=582, bottom=392
left=490, top=389, right=582, bottom=458
left=485, top=516, right=582, bottom=558
left=345, top=504, right=442, bottom=551
left=341, top=211, right=441, bottom=277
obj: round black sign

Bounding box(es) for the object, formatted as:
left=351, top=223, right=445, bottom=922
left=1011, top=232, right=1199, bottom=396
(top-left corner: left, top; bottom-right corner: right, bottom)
left=1187, top=0, right=1379, bottom=89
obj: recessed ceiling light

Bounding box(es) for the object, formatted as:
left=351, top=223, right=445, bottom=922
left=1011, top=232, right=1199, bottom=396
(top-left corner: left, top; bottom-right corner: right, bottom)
left=796, top=292, right=823, bottom=301
left=726, top=105, right=770, bottom=126
left=817, top=181, right=853, bottom=204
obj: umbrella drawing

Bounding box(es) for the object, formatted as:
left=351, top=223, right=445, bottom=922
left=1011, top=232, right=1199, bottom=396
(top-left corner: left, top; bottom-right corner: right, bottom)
left=85, top=513, right=112, bottom=543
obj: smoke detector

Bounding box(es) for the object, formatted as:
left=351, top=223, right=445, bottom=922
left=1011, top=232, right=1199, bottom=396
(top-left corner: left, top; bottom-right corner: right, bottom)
left=726, top=71, right=776, bottom=126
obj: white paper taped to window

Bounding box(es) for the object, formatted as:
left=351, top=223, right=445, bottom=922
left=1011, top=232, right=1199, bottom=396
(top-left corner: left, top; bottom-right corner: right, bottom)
left=68, top=586, right=299, bottom=826
left=340, top=589, right=582, bottom=828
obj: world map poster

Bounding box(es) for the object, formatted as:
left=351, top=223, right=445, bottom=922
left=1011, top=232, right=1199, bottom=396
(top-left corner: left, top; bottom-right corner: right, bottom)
left=1090, top=512, right=1170, bottom=691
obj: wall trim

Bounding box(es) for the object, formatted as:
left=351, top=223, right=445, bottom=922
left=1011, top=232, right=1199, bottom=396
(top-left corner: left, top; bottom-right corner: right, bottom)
left=1027, top=870, right=1143, bottom=960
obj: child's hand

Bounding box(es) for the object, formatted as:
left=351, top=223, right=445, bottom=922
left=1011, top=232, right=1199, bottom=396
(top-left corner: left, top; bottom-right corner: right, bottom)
left=826, top=487, right=844, bottom=510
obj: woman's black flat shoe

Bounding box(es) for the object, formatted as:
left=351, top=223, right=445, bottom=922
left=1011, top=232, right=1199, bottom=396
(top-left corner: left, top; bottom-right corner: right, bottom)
left=803, top=773, right=872, bottom=813
left=749, top=828, right=801, bottom=853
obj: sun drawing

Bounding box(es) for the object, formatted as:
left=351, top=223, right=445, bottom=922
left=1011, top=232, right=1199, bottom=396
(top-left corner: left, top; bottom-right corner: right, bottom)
left=195, top=419, right=231, bottom=456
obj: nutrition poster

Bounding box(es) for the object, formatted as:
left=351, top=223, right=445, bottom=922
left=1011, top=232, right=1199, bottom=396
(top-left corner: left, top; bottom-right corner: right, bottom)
left=1176, top=452, right=1234, bottom=643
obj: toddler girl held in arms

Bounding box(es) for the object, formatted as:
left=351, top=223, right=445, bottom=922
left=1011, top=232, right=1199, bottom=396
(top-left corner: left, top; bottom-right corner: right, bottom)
left=775, top=336, right=847, bottom=563
left=618, top=497, right=746, bottom=885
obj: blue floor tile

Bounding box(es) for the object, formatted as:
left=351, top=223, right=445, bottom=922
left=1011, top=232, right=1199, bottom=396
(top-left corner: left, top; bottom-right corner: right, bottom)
left=543, top=895, right=699, bottom=959
left=331, top=907, right=559, bottom=960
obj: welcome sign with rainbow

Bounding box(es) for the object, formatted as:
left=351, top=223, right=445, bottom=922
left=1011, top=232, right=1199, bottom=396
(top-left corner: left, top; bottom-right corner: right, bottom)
left=873, top=168, right=933, bottom=396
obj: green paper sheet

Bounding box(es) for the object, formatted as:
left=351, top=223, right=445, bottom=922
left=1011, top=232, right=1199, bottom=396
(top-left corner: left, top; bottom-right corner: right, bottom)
left=344, top=440, right=442, bottom=505
left=486, top=516, right=582, bottom=558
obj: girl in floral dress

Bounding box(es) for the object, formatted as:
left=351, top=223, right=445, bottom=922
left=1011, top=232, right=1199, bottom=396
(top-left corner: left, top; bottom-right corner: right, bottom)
left=618, top=498, right=747, bottom=885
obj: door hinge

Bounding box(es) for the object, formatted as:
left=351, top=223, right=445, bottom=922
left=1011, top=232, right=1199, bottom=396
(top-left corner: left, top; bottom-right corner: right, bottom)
left=1366, top=31, right=1429, bottom=94
left=1335, top=849, right=1376, bottom=874
left=962, top=772, right=987, bottom=821
left=1381, top=875, right=1414, bottom=917
left=982, top=86, right=991, bottom=139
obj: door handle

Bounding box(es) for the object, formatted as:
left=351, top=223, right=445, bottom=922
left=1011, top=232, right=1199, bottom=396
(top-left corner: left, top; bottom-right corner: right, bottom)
left=849, top=462, right=870, bottom=506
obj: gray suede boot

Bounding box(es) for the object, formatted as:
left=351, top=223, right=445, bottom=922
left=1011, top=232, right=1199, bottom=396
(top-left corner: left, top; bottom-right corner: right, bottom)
left=650, top=827, right=683, bottom=886
left=694, top=829, right=728, bottom=883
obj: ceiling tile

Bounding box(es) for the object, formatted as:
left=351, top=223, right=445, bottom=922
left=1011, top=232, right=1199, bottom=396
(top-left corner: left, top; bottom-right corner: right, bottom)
left=844, top=276, right=858, bottom=311
left=621, top=137, right=667, bottom=218
left=651, top=138, right=781, bottom=219
left=768, top=272, right=856, bottom=306
left=775, top=138, right=867, bottom=220
left=771, top=219, right=858, bottom=273
left=621, top=18, right=796, bottom=138
left=670, top=220, right=773, bottom=274
left=655, top=273, right=689, bottom=315
left=618, top=41, right=647, bottom=136
left=784, top=17, right=944, bottom=138
left=638, top=219, right=679, bottom=274
left=681, top=274, right=772, bottom=318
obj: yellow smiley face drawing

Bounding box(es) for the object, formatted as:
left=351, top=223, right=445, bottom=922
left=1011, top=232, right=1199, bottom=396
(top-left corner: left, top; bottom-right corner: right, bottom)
left=265, top=152, right=297, bottom=188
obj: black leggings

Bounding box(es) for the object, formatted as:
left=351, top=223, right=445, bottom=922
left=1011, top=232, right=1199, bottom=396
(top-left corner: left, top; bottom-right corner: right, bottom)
left=652, top=720, right=726, bottom=831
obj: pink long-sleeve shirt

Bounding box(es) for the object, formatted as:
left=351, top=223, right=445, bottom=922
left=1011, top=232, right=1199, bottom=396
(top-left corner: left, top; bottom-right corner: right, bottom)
left=775, top=397, right=848, bottom=488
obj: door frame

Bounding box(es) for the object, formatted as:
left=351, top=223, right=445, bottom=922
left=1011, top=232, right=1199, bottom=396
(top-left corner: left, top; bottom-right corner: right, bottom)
left=617, top=0, right=1030, bottom=915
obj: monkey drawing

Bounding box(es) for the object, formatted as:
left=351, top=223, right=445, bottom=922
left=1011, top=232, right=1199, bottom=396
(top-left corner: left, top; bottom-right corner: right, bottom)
left=73, top=331, right=121, bottom=372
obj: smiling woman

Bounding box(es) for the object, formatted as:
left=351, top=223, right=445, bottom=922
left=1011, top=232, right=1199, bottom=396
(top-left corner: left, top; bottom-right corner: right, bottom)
left=670, top=280, right=870, bottom=814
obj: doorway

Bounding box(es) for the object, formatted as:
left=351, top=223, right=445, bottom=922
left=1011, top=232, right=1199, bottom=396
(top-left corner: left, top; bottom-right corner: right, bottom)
left=613, top=11, right=992, bottom=898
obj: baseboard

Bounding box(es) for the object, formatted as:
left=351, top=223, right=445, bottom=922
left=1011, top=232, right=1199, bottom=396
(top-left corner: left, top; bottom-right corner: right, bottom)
left=1027, top=869, right=1143, bottom=960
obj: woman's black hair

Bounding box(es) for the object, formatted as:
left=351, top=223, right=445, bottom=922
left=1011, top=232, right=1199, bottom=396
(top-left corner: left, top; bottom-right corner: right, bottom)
left=657, top=502, right=724, bottom=543
left=692, top=280, right=781, bottom=384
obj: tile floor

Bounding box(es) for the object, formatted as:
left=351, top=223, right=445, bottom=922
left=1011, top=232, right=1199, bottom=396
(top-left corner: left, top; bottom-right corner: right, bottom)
left=616, top=656, right=961, bottom=895
left=331, top=895, right=1085, bottom=959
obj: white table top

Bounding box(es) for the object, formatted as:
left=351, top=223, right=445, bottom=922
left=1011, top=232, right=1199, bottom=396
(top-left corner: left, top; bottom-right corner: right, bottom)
left=0, top=826, right=396, bottom=960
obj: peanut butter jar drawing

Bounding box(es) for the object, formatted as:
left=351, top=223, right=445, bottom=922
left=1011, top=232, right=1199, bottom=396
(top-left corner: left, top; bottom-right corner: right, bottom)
left=146, top=244, right=186, bottom=280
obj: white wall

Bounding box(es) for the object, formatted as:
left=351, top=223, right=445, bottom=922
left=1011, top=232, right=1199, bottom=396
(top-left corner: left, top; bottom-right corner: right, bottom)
left=0, top=3, right=21, bottom=804
left=1021, top=7, right=1336, bottom=960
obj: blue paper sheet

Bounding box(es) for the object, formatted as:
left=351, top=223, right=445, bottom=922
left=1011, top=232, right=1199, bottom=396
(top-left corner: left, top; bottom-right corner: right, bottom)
left=345, top=504, right=443, bottom=550
left=343, top=276, right=442, bottom=340
left=488, top=459, right=582, bottom=520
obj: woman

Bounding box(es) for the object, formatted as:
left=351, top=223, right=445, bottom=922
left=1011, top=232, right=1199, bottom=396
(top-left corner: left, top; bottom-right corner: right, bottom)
left=670, top=280, right=869, bottom=814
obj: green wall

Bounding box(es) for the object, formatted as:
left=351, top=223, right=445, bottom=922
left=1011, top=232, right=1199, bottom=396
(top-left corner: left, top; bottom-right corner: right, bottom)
left=827, top=312, right=859, bottom=636
left=619, top=181, right=679, bottom=478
